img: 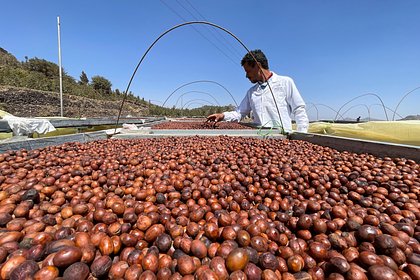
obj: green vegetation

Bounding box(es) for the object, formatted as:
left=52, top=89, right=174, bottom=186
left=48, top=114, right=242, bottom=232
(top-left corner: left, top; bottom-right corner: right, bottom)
left=0, top=47, right=230, bottom=117
left=148, top=104, right=234, bottom=117
left=79, top=71, right=89, bottom=85
left=1, top=47, right=123, bottom=101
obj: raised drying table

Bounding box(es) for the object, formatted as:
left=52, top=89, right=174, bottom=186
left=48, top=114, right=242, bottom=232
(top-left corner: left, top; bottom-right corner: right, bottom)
left=0, top=116, right=166, bottom=133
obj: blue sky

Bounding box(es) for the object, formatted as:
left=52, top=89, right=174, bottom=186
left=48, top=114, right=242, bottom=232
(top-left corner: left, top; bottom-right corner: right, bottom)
left=1, top=1, right=419, bottom=120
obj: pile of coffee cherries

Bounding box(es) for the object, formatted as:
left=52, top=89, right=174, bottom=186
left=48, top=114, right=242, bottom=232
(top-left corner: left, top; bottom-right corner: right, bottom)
left=0, top=136, right=418, bottom=279
left=151, top=121, right=252, bottom=130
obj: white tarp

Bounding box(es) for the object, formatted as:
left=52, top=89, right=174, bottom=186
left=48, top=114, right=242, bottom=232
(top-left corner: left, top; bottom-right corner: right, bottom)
left=3, top=115, right=56, bottom=136
left=122, top=123, right=139, bottom=130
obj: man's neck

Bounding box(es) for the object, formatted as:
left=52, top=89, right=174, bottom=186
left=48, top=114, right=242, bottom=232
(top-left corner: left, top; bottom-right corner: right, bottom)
left=258, top=71, right=273, bottom=84
left=261, top=70, right=273, bottom=82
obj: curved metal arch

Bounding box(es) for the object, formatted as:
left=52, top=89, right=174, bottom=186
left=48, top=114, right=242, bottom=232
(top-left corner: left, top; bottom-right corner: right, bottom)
left=114, top=21, right=286, bottom=134
left=306, top=102, right=319, bottom=121
left=334, top=93, right=388, bottom=121
left=369, top=104, right=403, bottom=120
left=392, top=86, right=420, bottom=121
left=183, top=102, right=215, bottom=109
left=174, top=90, right=220, bottom=108
left=181, top=99, right=217, bottom=109
left=341, top=104, right=370, bottom=120
left=164, top=81, right=236, bottom=107
left=315, top=104, right=345, bottom=120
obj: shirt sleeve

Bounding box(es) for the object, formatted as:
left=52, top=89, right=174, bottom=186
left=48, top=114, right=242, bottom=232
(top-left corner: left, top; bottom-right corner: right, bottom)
left=223, top=91, right=251, bottom=122
left=287, top=79, right=309, bottom=132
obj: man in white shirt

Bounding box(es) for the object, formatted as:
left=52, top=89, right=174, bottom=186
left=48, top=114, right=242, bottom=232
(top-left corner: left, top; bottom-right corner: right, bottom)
left=207, top=49, right=309, bottom=133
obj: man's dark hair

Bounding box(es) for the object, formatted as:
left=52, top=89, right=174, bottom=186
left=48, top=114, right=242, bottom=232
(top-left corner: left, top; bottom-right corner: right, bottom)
left=241, top=49, right=269, bottom=69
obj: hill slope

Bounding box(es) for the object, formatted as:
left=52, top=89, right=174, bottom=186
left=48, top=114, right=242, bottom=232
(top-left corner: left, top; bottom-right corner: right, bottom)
left=0, top=85, right=149, bottom=118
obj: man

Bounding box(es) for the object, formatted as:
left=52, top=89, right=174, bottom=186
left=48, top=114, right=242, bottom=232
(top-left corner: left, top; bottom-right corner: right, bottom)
left=207, top=49, right=309, bottom=133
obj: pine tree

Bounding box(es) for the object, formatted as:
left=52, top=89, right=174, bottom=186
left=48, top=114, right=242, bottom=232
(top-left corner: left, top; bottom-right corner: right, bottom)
left=79, top=71, right=89, bottom=85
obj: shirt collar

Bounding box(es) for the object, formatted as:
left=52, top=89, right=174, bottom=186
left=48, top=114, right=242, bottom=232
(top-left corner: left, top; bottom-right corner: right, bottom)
left=258, top=82, right=268, bottom=89
left=257, top=72, right=273, bottom=89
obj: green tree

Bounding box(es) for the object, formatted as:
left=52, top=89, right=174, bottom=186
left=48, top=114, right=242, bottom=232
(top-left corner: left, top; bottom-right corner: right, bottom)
left=24, top=57, right=60, bottom=78
left=91, top=75, right=112, bottom=94
left=79, top=71, right=89, bottom=85
left=0, top=47, right=19, bottom=66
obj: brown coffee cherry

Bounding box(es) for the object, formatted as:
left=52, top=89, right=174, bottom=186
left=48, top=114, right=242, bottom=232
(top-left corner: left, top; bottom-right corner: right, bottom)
left=226, top=248, right=249, bottom=272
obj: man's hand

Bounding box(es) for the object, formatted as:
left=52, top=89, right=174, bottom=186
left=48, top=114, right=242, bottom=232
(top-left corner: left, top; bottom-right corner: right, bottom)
left=206, top=113, right=224, bottom=123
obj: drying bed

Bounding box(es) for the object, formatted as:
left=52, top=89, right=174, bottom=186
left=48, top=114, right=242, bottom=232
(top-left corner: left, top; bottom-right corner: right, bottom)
left=0, top=136, right=419, bottom=279
left=151, top=121, right=254, bottom=130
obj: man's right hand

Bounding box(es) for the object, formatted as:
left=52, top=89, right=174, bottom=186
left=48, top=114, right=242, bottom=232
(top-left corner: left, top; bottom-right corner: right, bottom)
left=206, top=113, right=224, bottom=123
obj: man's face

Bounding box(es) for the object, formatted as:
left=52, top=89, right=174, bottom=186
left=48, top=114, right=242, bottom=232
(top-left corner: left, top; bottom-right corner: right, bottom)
left=243, top=62, right=261, bottom=84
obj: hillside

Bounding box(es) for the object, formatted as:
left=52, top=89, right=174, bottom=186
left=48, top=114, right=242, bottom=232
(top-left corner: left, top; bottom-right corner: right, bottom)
left=0, top=47, right=151, bottom=118
left=0, top=47, right=228, bottom=118
left=401, top=115, right=420, bottom=121
left=0, top=85, right=149, bottom=118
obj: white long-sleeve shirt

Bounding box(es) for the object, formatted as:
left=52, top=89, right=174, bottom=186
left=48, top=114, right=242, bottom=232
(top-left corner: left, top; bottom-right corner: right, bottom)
left=223, top=72, right=309, bottom=132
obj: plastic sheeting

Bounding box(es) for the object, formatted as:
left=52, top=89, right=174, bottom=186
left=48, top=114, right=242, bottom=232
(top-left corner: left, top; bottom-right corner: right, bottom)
left=2, top=115, right=56, bottom=136
left=0, top=110, right=13, bottom=118
left=307, top=121, right=420, bottom=146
